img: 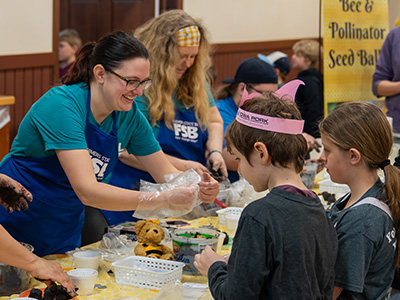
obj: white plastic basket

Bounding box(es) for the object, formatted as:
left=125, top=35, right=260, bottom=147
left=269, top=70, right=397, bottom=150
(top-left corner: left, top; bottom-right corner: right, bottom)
left=216, top=207, right=243, bottom=225
left=111, top=256, right=184, bottom=290
left=319, top=179, right=350, bottom=198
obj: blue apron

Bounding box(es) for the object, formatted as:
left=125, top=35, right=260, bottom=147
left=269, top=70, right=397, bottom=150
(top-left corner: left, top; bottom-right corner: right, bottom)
left=158, top=106, right=208, bottom=165
left=103, top=106, right=208, bottom=225
left=0, top=89, right=119, bottom=256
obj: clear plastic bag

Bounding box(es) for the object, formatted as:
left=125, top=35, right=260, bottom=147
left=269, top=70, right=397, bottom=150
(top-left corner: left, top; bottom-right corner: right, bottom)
left=180, top=180, right=232, bottom=219
left=229, top=177, right=268, bottom=207
left=133, top=169, right=202, bottom=219
left=96, top=232, right=136, bottom=262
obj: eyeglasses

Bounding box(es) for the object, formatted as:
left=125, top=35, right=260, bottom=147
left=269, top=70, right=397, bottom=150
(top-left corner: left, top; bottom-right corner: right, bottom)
left=246, top=84, right=266, bottom=94
left=109, top=70, right=152, bottom=91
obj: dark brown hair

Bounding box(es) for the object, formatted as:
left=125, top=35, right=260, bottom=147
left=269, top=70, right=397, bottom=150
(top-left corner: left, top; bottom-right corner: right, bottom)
left=62, top=31, right=149, bottom=85
left=225, top=92, right=307, bottom=173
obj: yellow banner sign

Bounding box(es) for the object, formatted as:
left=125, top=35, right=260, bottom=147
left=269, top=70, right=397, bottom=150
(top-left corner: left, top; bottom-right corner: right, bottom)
left=323, top=0, right=388, bottom=113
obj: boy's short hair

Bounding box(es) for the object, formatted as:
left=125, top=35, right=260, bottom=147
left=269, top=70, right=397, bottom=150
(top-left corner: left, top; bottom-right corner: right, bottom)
left=225, top=93, right=307, bottom=173
left=292, top=40, right=322, bottom=69
left=59, top=29, right=82, bottom=48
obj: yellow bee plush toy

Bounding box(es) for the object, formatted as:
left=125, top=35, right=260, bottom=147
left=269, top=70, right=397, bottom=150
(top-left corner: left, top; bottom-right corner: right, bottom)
left=134, top=219, right=174, bottom=260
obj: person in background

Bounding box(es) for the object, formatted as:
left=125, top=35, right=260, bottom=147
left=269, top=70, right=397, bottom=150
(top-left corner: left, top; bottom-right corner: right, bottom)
left=0, top=31, right=218, bottom=257
left=291, top=39, right=323, bottom=154
left=0, top=174, right=76, bottom=296
left=258, top=51, right=291, bottom=88
left=59, top=29, right=82, bottom=82
left=194, top=87, right=338, bottom=299
left=372, top=24, right=400, bottom=134
left=214, top=57, right=278, bottom=183
left=101, top=10, right=226, bottom=225
left=319, top=101, right=400, bottom=299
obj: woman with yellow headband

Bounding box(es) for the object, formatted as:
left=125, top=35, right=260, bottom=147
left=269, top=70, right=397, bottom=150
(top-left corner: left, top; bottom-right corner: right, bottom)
left=102, top=10, right=227, bottom=225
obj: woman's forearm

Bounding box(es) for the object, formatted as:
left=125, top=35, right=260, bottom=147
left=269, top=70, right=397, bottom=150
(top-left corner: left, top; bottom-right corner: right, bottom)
left=0, top=225, right=38, bottom=269
left=377, top=80, right=400, bottom=97
left=206, top=107, right=224, bottom=155
left=56, top=149, right=168, bottom=211
left=119, top=150, right=147, bottom=171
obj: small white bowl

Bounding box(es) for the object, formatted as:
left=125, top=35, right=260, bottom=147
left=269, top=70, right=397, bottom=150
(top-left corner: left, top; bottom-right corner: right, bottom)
left=73, top=250, right=101, bottom=270
left=67, top=268, right=98, bottom=296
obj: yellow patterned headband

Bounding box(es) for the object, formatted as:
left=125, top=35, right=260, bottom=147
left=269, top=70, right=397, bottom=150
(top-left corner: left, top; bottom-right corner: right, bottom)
left=177, top=26, right=200, bottom=47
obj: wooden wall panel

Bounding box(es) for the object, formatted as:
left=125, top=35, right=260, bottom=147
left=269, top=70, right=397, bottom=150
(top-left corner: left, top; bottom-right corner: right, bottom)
left=160, top=0, right=182, bottom=12
left=60, top=0, right=157, bottom=44
left=0, top=66, right=56, bottom=142
left=0, top=0, right=59, bottom=150
left=67, top=0, right=111, bottom=44
left=112, top=1, right=154, bottom=33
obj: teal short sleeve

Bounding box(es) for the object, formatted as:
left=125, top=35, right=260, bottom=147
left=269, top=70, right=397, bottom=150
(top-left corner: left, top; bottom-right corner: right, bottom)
left=135, top=94, right=161, bottom=138
left=10, top=85, right=88, bottom=157
left=119, top=101, right=161, bottom=156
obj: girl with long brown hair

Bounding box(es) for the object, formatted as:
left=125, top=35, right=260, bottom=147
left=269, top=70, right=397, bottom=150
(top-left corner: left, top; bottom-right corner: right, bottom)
left=319, top=101, right=400, bottom=299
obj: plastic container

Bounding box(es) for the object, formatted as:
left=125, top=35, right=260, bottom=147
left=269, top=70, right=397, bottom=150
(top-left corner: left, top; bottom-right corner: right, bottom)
left=216, top=207, right=243, bottom=225
left=300, top=162, right=318, bottom=189
left=319, top=179, right=350, bottom=198
left=171, top=228, right=220, bottom=275
left=225, top=213, right=240, bottom=236
left=216, top=232, right=226, bottom=253
left=111, top=256, right=184, bottom=290
left=67, top=268, right=98, bottom=296
left=73, top=250, right=101, bottom=270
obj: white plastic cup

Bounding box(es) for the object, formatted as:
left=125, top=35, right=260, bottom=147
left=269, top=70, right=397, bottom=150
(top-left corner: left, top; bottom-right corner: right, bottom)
left=225, top=214, right=240, bottom=236
left=300, top=162, right=318, bottom=189
left=73, top=250, right=101, bottom=270
left=67, top=268, right=98, bottom=296
left=216, top=232, right=226, bottom=253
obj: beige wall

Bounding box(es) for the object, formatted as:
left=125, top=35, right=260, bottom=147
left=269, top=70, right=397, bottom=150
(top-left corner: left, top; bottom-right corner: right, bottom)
left=183, top=0, right=320, bottom=43
left=389, top=0, right=400, bottom=27
left=0, top=0, right=53, bottom=56
left=0, top=0, right=399, bottom=56
left=184, top=0, right=400, bottom=44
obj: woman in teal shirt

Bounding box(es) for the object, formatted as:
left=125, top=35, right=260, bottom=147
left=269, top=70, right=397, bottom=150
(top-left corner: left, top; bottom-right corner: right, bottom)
left=0, top=31, right=219, bottom=256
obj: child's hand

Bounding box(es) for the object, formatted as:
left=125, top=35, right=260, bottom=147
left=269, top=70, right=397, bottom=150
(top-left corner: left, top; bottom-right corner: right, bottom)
left=198, top=173, right=220, bottom=204
left=194, top=245, right=226, bottom=277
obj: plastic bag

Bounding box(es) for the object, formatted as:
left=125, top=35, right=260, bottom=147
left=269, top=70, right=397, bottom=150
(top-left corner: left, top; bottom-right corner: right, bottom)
left=81, top=232, right=137, bottom=262
left=180, top=180, right=232, bottom=219
left=229, top=177, right=268, bottom=207
left=133, top=169, right=202, bottom=219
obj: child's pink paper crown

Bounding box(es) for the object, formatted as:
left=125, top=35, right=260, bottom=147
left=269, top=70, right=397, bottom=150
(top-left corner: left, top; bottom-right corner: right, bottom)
left=236, top=80, right=305, bottom=135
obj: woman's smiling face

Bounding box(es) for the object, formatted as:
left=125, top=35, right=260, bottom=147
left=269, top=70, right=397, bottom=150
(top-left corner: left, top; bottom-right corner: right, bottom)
left=105, top=57, right=151, bottom=112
